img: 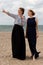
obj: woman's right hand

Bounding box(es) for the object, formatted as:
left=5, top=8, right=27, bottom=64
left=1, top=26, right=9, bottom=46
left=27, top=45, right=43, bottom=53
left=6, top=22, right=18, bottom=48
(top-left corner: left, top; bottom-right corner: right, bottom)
left=2, top=10, right=9, bottom=15
left=2, top=10, right=6, bottom=13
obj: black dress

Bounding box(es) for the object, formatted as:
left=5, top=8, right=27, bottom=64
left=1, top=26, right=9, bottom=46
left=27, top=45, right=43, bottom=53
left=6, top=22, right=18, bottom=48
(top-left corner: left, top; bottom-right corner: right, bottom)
left=11, top=24, right=26, bottom=60
left=26, top=17, right=38, bottom=56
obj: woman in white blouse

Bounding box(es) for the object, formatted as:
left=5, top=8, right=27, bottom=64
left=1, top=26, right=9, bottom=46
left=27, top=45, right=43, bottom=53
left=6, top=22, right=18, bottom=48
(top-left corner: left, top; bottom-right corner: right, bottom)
left=2, top=8, right=26, bottom=60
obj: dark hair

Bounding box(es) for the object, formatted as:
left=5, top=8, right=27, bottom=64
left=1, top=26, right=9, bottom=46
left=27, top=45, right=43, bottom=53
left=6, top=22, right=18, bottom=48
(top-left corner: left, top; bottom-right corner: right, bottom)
left=19, top=7, right=25, bottom=15
left=29, top=9, right=35, bottom=16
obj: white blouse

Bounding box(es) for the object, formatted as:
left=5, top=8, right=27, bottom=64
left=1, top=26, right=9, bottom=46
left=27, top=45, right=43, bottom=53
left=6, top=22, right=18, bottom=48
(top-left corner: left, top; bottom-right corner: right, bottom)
left=8, top=13, right=26, bottom=27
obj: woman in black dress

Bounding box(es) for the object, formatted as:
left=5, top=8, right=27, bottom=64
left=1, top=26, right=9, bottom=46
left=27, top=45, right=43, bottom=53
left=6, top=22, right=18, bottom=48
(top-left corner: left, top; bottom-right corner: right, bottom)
left=2, top=8, right=26, bottom=60
left=26, top=10, right=40, bottom=59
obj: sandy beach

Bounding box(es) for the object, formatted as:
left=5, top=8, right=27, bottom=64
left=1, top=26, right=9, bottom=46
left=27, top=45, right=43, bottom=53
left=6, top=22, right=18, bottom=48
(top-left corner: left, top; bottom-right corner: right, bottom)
left=0, top=31, right=43, bottom=65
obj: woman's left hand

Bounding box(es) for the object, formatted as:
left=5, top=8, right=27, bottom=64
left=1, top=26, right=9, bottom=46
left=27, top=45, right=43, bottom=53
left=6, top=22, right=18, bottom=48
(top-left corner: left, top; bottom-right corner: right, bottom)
left=36, top=31, right=39, bottom=38
left=21, top=16, right=24, bottom=19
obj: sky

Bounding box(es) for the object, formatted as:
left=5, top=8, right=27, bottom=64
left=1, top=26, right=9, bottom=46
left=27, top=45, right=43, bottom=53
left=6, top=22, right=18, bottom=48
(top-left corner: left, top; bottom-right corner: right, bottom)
left=0, top=0, right=43, bottom=25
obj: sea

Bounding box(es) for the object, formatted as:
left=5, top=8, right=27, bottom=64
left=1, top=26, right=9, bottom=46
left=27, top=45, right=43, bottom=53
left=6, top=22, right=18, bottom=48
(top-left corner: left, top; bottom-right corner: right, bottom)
left=0, top=25, right=43, bottom=32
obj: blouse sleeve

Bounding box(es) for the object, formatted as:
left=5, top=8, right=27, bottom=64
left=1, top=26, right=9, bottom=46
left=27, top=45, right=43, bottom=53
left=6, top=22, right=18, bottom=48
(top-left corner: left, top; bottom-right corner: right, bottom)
left=7, top=12, right=18, bottom=19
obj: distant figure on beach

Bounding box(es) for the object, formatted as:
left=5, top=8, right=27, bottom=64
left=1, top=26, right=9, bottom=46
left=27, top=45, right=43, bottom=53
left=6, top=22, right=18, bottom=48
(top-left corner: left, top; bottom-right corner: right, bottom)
left=26, top=9, right=40, bottom=59
left=2, top=7, right=26, bottom=60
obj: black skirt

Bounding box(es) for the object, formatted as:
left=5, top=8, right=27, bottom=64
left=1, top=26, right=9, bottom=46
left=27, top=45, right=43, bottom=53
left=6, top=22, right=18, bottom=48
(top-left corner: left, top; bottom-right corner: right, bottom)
left=11, top=24, right=26, bottom=60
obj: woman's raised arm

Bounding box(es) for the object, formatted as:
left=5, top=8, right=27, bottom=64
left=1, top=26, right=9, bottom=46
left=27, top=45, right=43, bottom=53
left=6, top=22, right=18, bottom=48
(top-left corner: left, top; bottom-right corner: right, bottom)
left=2, top=10, right=17, bottom=19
